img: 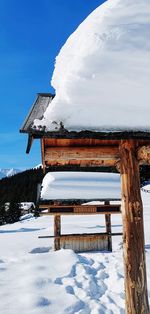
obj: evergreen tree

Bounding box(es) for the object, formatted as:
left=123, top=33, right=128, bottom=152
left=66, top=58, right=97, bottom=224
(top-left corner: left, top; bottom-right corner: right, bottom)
left=6, top=202, right=21, bottom=224
left=0, top=203, right=6, bottom=225
left=0, top=167, right=44, bottom=204
left=34, top=204, right=40, bottom=217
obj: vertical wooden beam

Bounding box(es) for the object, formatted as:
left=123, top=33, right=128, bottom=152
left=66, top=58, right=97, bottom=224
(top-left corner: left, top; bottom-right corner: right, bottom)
left=105, top=201, right=112, bottom=251
left=54, top=214, right=61, bottom=250
left=119, top=140, right=149, bottom=314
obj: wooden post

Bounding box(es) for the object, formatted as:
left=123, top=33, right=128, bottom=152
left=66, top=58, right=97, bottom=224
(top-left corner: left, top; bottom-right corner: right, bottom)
left=54, top=214, right=61, bottom=250
left=119, top=140, right=149, bottom=314
left=105, top=201, right=112, bottom=251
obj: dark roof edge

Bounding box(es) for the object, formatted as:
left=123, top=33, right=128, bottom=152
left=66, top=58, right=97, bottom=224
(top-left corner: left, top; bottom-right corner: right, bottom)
left=20, top=129, right=150, bottom=140
left=37, top=92, right=55, bottom=97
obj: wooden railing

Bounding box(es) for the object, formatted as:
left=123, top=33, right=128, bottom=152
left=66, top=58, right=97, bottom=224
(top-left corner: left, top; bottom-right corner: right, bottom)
left=39, top=202, right=122, bottom=252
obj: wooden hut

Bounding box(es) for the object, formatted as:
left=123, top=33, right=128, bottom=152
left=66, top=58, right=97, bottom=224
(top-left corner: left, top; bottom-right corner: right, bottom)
left=20, top=93, right=150, bottom=313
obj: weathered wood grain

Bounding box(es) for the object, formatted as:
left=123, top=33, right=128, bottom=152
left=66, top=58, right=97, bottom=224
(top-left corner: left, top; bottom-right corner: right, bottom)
left=38, top=232, right=123, bottom=239
left=39, top=204, right=121, bottom=215
left=137, top=145, right=150, bottom=164
left=119, top=140, right=149, bottom=314
left=45, top=146, right=119, bottom=160
left=54, top=215, right=61, bottom=250
left=44, top=146, right=119, bottom=167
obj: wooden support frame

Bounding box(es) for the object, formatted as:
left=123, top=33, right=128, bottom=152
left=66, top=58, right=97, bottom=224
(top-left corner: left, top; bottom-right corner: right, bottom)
left=40, top=204, right=122, bottom=252
left=120, top=140, right=149, bottom=314
left=39, top=135, right=150, bottom=312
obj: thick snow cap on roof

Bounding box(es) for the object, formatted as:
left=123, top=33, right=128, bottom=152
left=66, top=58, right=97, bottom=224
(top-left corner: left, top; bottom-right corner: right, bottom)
left=40, top=172, right=120, bottom=200
left=34, top=0, right=150, bottom=132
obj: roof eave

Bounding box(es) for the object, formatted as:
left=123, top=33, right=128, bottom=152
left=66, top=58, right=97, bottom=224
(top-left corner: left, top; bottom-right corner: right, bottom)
left=20, top=129, right=150, bottom=140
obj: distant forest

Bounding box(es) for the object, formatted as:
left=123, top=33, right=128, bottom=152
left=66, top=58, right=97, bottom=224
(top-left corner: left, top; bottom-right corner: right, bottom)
left=0, top=167, right=44, bottom=205
left=0, top=165, right=150, bottom=207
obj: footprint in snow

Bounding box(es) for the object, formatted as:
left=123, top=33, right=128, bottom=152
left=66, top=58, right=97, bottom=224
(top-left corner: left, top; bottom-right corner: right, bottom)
left=35, top=277, right=52, bottom=289
left=36, top=296, right=51, bottom=307
left=0, top=259, right=4, bottom=263
left=29, top=246, right=51, bottom=254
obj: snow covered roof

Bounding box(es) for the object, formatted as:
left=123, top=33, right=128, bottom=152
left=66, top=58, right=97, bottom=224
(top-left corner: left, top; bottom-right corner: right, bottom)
left=32, top=0, right=150, bottom=135
left=40, top=172, right=120, bottom=201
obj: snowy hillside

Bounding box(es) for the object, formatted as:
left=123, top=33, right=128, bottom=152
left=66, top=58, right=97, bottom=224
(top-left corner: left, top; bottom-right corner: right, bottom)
left=0, top=168, right=21, bottom=179
left=0, top=189, right=150, bottom=314
left=34, top=0, right=150, bottom=132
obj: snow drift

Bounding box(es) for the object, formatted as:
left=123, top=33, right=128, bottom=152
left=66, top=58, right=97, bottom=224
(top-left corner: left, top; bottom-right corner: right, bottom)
left=40, top=172, right=121, bottom=200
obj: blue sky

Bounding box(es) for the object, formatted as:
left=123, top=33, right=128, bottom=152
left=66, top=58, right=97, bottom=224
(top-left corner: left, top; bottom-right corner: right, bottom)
left=0, top=0, right=105, bottom=170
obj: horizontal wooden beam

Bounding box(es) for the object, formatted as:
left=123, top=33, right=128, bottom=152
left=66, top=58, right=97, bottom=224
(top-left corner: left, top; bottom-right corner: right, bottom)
left=39, top=204, right=121, bottom=215
left=38, top=232, right=123, bottom=239
left=45, top=146, right=119, bottom=160
left=45, top=159, right=118, bottom=167
left=39, top=233, right=122, bottom=239
left=44, top=146, right=119, bottom=167
left=44, top=138, right=120, bottom=147
left=40, top=211, right=121, bottom=216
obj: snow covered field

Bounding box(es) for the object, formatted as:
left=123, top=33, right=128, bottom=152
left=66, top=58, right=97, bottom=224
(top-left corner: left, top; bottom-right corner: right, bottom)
left=0, top=190, right=150, bottom=314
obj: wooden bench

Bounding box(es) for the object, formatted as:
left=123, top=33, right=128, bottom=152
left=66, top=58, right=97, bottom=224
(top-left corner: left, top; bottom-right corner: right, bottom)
left=39, top=201, right=122, bottom=252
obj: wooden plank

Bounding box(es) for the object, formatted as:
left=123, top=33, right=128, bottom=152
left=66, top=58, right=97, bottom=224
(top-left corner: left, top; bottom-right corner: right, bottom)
left=40, top=211, right=121, bottom=216
left=38, top=232, right=123, bottom=239
left=48, top=204, right=121, bottom=210
left=43, top=165, right=117, bottom=172
left=45, top=159, right=118, bottom=167
left=40, top=204, right=121, bottom=215
left=60, top=234, right=109, bottom=252
left=119, top=140, right=149, bottom=314
left=44, top=138, right=120, bottom=147
left=44, top=146, right=119, bottom=167
left=54, top=215, right=61, bottom=251
left=45, top=146, right=119, bottom=160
